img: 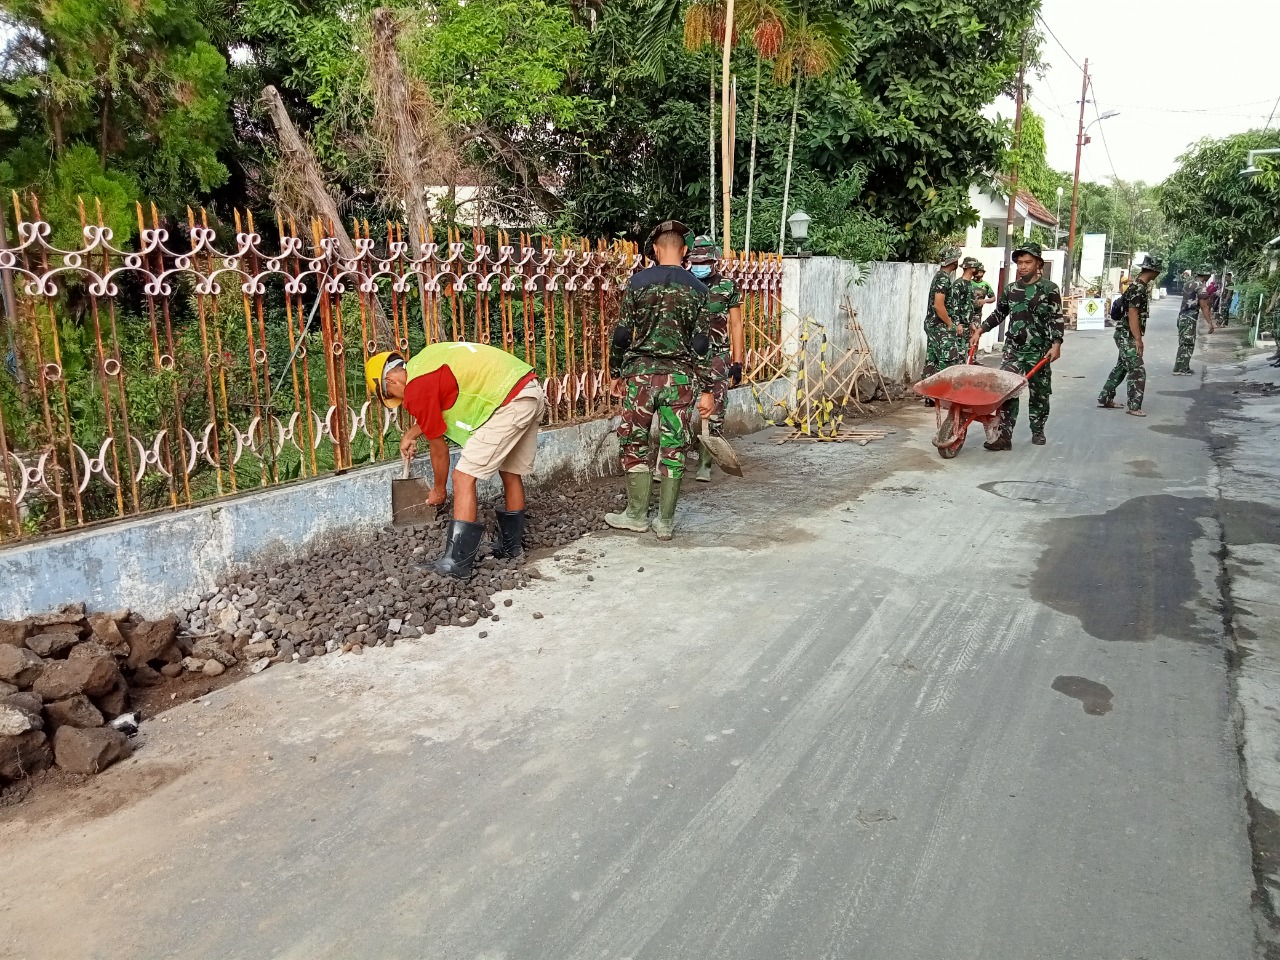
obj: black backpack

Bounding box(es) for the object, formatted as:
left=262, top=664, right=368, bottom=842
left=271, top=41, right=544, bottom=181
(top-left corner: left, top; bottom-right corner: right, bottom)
left=1109, top=292, right=1127, bottom=323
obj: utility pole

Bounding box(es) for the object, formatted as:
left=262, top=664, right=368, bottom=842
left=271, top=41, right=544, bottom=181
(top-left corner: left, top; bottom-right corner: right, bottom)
left=998, top=31, right=1028, bottom=295
left=1065, top=58, right=1090, bottom=290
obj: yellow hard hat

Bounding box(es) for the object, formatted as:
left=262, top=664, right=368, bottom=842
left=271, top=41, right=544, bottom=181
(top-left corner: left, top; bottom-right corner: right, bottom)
left=364, top=350, right=406, bottom=409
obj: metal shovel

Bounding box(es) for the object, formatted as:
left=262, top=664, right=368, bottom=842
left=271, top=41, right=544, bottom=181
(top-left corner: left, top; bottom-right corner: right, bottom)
left=391, top=456, right=436, bottom=527
left=700, top=418, right=743, bottom=477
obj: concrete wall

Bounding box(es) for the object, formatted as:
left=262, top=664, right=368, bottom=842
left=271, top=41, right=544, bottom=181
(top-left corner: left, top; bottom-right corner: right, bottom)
left=780, top=257, right=935, bottom=383
left=1, top=417, right=623, bottom=621
left=0, top=391, right=773, bottom=621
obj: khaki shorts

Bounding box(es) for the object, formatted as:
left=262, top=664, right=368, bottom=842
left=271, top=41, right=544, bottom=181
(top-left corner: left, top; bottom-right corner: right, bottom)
left=455, top=380, right=546, bottom=480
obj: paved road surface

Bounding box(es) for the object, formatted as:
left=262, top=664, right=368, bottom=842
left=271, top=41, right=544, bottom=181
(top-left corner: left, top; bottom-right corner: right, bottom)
left=1, top=296, right=1267, bottom=959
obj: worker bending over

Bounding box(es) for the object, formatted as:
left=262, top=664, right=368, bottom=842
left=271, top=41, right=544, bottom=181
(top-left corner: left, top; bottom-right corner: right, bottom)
left=365, top=342, right=546, bottom=578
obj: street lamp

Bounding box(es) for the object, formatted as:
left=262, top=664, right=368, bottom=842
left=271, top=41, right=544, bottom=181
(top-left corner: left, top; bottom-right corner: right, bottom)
left=1054, top=185, right=1064, bottom=248
left=787, top=209, right=812, bottom=257
left=1242, top=148, right=1280, bottom=178
left=1066, top=104, right=1120, bottom=287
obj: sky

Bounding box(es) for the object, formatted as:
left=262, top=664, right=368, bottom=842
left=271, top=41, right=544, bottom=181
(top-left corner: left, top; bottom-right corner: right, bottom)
left=999, top=0, right=1280, bottom=187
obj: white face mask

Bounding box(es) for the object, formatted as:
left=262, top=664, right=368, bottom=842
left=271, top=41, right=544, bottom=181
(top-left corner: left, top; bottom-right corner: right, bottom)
left=691, top=264, right=713, bottom=278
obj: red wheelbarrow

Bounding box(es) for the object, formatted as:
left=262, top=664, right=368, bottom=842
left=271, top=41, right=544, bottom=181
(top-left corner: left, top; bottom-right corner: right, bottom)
left=913, top=353, right=1051, bottom=459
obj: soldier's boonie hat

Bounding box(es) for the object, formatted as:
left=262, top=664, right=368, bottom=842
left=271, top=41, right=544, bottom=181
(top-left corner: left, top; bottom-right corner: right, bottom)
left=961, top=256, right=983, bottom=271
left=1136, top=254, right=1163, bottom=273
left=1195, top=264, right=1212, bottom=276
left=689, top=235, right=721, bottom=262
left=938, top=246, right=961, bottom=265
left=645, top=220, right=690, bottom=249
left=1011, top=241, right=1044, bottom=262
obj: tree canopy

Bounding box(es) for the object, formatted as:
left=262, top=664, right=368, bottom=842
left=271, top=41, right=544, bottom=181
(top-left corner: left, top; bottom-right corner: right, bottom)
left=0, top=0, right=232, bottom=243
left=1160, top=129, right=1280, bottom=274
left=2, top=0, right=1044, bottom=258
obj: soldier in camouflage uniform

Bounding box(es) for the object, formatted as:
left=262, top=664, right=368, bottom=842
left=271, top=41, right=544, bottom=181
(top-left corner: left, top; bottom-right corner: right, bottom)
left=970, top=242, right=1063, bottom=449
left=1269, top=290, right=1280, bottom=366
left=1173, top=265, right=1212, bottom=375
left=921, top=247, right=962, bottom=402
left=687, top=235, right=744, bottom=482
left=604, top=220, right=714, bottom=540
left=1098, top=255, right=1162, bottom=416
left=969, top=264, right=995, bottom=331
left=946, top=257, right=982, bottom=364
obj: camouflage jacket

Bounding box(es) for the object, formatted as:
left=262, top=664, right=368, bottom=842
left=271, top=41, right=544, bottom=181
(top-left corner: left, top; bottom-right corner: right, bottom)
left=1179, top=279, right=1206, bottom=318
left=946, top=276, right=974, bottom=334
left=1116, top=279, right=1151, bottom=340
left=969, top=280, right=994, bottom=322
left=705, top=275, right=741, bottom=357
left=924, top=269, right=954, bottom=330
left=980, top=275, right=1064, bottom=357
left=699, top=274, right=741, bottom=387
left=611, top=265, right=710, bottom=381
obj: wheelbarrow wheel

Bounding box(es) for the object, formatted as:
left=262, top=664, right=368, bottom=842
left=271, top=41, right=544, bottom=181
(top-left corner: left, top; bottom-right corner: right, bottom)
left=934, top=406, right=966, bottom=459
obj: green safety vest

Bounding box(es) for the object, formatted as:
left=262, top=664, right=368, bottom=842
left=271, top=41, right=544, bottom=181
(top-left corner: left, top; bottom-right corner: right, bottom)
left=405, top=342, right=533, bottom=445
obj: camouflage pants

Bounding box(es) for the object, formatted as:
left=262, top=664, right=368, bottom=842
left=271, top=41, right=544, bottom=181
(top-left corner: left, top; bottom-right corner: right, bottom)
left=998, top=352, right=1052, bottom=439
left=1173, top=313, right=1197, bottom=373
left=1099, top=338, right=1145, bottom=411
left=922, top=326, right=964, bottom=378
left=619, top=373, right=694, bottom=479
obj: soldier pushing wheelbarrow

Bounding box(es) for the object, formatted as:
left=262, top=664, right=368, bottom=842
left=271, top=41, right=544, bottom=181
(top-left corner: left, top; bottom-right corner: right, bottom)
left=914, top=241, right=1063, bottom=459
left=914, top=355, right=1054, bottom=459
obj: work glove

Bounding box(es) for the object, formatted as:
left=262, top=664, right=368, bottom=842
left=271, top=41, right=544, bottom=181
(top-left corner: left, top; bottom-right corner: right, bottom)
left=728, top=362, right=743, bottom=387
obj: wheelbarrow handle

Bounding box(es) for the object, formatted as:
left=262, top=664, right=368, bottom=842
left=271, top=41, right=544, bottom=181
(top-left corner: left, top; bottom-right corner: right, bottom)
left=1025, top=352, right=1054, bottom=379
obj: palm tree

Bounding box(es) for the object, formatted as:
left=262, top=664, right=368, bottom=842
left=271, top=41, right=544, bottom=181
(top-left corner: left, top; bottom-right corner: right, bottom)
left=741, top=6, right=784, bottom=252
left=773, top=10, right=840, bottom=254
left=653, top=0, right=783, bottom=246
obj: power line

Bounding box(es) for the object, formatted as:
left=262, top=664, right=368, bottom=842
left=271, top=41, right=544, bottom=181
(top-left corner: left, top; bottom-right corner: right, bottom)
left=1107, top=98, right=1277, bottom=115
left=1266, top=92, right=1280, bottom=131
left=1035, top=13, right=1084, bottom=73
left=1031, top=91, right=1071, bottom=124
left=1040, top=95, right=1276, bottom=115
left=1088, top=77, right=1122, bottom=183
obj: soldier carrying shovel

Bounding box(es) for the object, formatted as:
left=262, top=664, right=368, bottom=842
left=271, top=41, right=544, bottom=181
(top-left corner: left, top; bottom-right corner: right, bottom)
left=604, top=221, right=714, bottom=540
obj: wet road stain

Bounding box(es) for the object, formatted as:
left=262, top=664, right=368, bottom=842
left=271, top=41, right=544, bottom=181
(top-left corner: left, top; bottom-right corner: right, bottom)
left=1127, top=458, right=1162, bottom=478
left=1151, top=383, right=1240, bottom=456
left=1030, top=495, right=1214, bottom=644
left=1052, top=675, right=1113, bottom=715
left=978, top=480, right=1084, bottom=505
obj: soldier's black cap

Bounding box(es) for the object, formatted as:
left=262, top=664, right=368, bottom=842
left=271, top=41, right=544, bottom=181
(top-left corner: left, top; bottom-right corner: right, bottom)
left=645, top=220, right=690, bottom=249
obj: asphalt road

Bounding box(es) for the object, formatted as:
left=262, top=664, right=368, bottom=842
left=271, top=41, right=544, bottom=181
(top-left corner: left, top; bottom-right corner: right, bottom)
left=0, top=295, right=1263, bottom=960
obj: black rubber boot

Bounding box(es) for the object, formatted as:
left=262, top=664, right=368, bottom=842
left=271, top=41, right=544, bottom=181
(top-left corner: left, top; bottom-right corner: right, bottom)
left=432, top=519, right=485, bottom=579
left=492, top=509, right=526, bottom=559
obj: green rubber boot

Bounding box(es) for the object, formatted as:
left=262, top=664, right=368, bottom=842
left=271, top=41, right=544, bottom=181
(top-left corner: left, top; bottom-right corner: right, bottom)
left=695, top=440, right=712, bottom=482
left=651, top=475, right=683, bottom=541
left=604, top=468, right=652, bottom=532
